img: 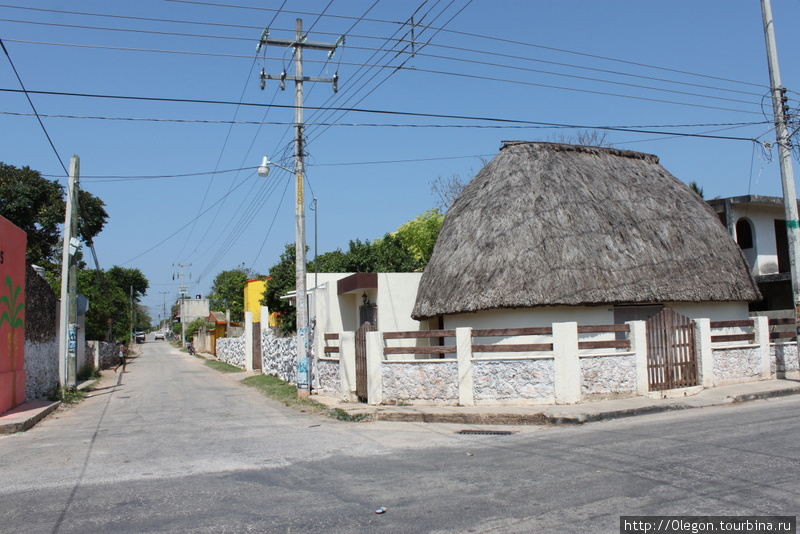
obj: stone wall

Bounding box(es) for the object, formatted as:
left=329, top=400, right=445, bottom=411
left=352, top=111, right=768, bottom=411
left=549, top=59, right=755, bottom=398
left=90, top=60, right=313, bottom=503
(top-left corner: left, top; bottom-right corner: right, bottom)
left=217, top=336, right=246, bottom=369
left=24, top=339, right=58, bottom=400
left=24, top=264, right=59, bottom=401
left=771, top=342, right=799, bottom=376
left=86, top=340, right=119, bottom=369
left=382, top=361, right=458, bottom=403
left=580, top=354, right=637, bottom=396
left=473, top=359, right=554, bottom=402
left=261, top=328, right=297, bottom=383
left=315, top=359, right=339, bottom=395
left=713, top=347, right=761, bottom=383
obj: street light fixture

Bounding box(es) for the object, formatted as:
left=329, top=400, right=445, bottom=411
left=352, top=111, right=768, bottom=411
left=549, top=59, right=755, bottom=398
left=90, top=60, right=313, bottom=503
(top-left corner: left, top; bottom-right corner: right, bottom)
left=258, top=155, right=291, bottom=178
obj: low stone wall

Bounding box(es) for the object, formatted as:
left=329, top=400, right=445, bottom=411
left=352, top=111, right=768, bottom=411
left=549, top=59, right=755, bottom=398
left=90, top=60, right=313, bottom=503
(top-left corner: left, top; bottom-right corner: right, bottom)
left=217, top=336, right=246, bottom=369
left=580, top=353, right=637, bottom=396
left=382, top=361, right=458, bottom=403
left=713, top=346, right=761, bottom=384
left=24, top=340, right=58, bottom=401
left=261, top=329, right=297, bottom=383
left=315, top=359, right=339, bottom=395
left=473, top=359, right=554, bottom=402
left=771, top=342, right=799, bottom=376
left=86, top=340, right=119, bottom=369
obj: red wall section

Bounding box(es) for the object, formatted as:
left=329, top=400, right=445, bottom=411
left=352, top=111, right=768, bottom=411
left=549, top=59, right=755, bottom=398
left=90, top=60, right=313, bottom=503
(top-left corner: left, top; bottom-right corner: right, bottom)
left=0, top=215, right=27, bottom=414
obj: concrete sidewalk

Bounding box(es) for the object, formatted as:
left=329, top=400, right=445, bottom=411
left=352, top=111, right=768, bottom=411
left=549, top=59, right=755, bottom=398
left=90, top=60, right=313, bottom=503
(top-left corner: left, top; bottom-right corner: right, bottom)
left=0, top=370, right=113, bottom=436
left=311, top=378, right=800, bottom=425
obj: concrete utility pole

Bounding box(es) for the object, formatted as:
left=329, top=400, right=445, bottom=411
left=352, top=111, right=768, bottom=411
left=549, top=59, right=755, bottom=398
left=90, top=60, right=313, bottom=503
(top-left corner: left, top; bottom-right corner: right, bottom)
left=58, top=155, right=80, bottom=388
left=173, top=263, right=191, bottom=347
left=257, top=19, right=342, bottom=397
left=159, top=290, right=170, bottom=331
left=761, top=0, right=800, bottom=337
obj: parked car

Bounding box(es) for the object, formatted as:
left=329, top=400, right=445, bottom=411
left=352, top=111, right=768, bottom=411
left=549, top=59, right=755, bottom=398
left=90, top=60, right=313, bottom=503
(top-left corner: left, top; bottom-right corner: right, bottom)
left=135, top=331, right=146, bottom=344
left=154, top=331, right=165, bottom=340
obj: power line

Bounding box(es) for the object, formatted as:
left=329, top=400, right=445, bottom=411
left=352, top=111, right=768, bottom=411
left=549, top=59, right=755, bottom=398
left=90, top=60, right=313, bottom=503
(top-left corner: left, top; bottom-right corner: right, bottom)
left=0, top=2, right=766, bottom=91
left=0, top=38, right=67, bottom=174
left=4, top=111, right=767, bottom=131
left=0, top=87, right=763, bottom=141
left=162, top=0, right=766, bottom=89
left=0, top=35, right=769, bottom=113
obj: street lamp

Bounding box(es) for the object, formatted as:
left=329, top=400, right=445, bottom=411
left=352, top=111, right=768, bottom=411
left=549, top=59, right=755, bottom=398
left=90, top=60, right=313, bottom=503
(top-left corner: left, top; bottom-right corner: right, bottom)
left=258, top=155, right=311, bottom=398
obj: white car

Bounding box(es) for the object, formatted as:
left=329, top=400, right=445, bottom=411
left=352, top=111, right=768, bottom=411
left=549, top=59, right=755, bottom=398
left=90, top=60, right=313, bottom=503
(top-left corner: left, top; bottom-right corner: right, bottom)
left=154, top=331, right=165, bottom=340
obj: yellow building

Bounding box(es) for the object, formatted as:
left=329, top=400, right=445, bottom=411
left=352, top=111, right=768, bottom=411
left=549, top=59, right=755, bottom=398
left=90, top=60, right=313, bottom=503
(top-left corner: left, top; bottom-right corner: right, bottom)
left=244, top=277, right=278, bottom=326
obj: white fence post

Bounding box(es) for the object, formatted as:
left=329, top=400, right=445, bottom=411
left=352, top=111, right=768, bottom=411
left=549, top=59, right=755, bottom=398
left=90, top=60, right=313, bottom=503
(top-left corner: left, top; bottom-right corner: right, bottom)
left=694, top=318, right=713, bottom=388
left=456, top=327, right=474, bottom=406
left=366, top=330, right=383, bottom=405
left=244, top=311, right=254, bottom=372
left=627, top=320, right=649, bottom=395
left=339, top=331, right=356, bottom=402
left=752, top=315, right=772, bottom=379
left=553, top=322, right=580, bottom=404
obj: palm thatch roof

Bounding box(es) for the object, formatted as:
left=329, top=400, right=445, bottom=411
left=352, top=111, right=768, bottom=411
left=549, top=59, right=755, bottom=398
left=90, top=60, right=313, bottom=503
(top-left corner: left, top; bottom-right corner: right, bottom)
left=411, top=141, right=760, bottom=320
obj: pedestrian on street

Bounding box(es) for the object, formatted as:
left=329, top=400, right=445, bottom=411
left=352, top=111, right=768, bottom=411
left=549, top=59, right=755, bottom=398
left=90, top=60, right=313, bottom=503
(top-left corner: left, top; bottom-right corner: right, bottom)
left=114, top=341, right=128, bottom=373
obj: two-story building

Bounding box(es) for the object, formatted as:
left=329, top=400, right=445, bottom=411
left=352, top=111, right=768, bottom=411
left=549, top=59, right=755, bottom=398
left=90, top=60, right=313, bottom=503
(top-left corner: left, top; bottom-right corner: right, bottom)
left=708, top=195, right=798, bottom=314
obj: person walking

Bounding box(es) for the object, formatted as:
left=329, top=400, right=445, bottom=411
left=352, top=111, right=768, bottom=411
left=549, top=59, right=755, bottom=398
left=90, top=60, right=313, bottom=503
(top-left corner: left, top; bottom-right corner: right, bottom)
left=114, top=341, right=128, bottom=373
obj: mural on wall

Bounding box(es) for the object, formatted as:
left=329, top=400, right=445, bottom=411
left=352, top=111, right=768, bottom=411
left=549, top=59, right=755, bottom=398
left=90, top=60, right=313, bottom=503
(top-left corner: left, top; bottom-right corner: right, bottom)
left=0, top=214, right=27, bottom=413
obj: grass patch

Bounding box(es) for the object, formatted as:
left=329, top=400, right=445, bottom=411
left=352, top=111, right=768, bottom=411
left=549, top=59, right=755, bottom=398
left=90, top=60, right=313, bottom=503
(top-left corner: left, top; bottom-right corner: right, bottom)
left=204, top=360, right=245, bottom=373
left=242, top=374, right=369, bottom=421
left=57, top=387, right=88, bottom=405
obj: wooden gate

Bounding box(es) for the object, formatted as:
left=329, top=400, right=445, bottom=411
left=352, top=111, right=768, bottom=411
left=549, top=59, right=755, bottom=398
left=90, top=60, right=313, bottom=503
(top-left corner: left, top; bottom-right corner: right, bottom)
left=355, top=321, right=375, bottom=403
left=646, top=309, right=698, bottom=391
left=252, top=322, right=262, bottom=371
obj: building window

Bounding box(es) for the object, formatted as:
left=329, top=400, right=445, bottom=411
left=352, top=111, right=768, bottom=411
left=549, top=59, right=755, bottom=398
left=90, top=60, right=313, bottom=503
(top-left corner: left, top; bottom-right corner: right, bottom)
left=735, top=218, right=754, bottom=249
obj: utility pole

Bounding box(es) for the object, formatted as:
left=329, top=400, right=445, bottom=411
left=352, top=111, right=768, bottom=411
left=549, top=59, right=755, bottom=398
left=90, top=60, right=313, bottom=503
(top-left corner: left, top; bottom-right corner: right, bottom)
left=173, top=263, right=191, bottom=347
left=761, top=0, right=800, bottom=340
left=257, top=19, right=342, bottom=397
left=58, top=155, right=80, bottom=388
left=159, top=290, right=170, bottom=331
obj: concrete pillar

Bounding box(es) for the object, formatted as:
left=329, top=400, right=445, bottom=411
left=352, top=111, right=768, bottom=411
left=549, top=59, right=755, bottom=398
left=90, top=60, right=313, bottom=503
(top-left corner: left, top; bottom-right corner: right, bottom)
left=456, top=327, right=474, bottom=406
left=553, top=322, right=580, bottom=404
left=752, top=315, right=772, bottom=379
left=244, top=311, right=254, bottom=372
left=366, top=330, right=383, bottom=405
left=260, top=305, right=271, bottom=370
left=339, top=331, right=356, bottom=402
left=628, top=320, right=649, bottom=395
left=694, top=318, right=714, bottom=388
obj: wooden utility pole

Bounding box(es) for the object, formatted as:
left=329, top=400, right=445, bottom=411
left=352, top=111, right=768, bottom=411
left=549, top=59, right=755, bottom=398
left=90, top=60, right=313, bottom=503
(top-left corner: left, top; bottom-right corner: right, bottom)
left=258, top=19, right=341, bottom=397
left=58, top=155, right=80, bottom=387
left=761, top=0, right=800, bottom=339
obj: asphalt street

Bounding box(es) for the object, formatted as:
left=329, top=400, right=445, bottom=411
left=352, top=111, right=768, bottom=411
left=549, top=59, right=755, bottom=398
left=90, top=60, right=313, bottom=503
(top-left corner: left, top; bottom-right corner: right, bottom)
left=0, top=340, right=798, bottom=533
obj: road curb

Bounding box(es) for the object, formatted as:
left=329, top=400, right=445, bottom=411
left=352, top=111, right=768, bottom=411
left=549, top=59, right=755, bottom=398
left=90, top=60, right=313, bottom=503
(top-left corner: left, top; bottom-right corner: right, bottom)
left=0, top=400, right=61, bottom=435
left=361, top=385, right=800, bottom=426
left=730, top=386, right=800, bottom=404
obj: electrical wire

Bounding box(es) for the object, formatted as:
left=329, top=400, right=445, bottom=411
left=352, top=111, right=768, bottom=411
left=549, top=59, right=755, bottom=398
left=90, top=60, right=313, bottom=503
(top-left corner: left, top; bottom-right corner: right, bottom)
left=0, top=38, right=67, bottom=174
left=0, top=87, right=764, bottom=142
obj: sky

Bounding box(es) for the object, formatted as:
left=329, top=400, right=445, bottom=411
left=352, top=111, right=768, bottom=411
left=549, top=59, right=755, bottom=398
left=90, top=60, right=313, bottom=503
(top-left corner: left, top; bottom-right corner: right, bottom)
left=1, top=0, right=799, bottom=323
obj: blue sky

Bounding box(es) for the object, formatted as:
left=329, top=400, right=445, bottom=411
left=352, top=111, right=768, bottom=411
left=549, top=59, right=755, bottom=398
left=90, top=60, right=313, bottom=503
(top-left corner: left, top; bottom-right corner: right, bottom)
left=1, top=1, right=799, bottom=322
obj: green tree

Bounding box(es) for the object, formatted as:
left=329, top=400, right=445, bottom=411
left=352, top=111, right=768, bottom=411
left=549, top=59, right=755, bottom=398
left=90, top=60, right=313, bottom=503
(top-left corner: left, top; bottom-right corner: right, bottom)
left=688, top=181, right=705, bottom=198
left=207, top=264, right=259, bottom=323
left=0, top=163, right=108, bottom=276
left=78, top=266, right=149, bottom=341
left=395, top=209, right=444, bottom=267
left=183, top=316, right=208, bottom=342
left=262, top=244, right=298, bottom=336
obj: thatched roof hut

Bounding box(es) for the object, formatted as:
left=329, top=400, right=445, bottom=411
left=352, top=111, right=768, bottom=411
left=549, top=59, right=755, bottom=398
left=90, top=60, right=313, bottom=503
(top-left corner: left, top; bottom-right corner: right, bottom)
left=411, top=141, right=760, bottom=320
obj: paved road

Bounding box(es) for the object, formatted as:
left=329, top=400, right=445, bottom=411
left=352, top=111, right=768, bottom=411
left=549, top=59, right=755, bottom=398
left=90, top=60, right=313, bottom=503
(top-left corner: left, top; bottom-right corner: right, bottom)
left=1, top=341, right=798, bottom=533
